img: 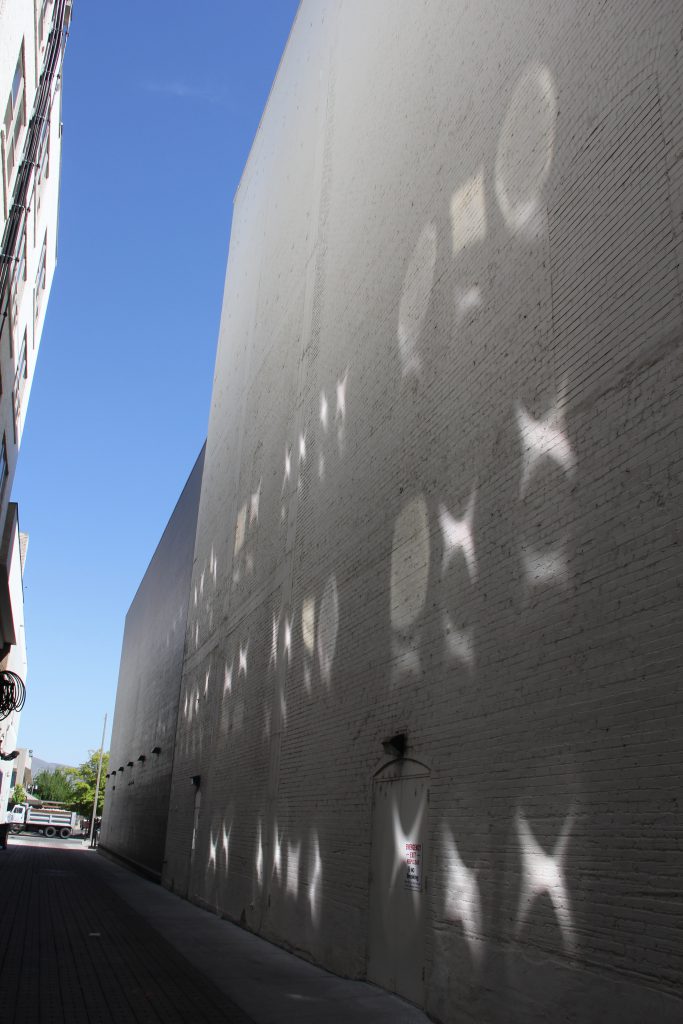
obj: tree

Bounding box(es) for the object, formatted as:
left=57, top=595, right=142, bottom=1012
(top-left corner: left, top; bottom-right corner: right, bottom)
left=9, top=782, right=27, bottom=807
left=33, top=768, right=76, bottom=804
left=68, top=751, right=109, bottom=817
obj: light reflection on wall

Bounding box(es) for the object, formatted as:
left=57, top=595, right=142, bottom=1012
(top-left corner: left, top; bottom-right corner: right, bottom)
left=335, top=369, right=348, bottom=456
left=221, top=821, right=231, bottom=875
left=256, top=820, right=264, bottom=889
left=316, top=576, right=339, bottom=687
left=269, top=613, right=279, bottom=668
left=319, top=391, right=328, bottom=479
left=494, top=62, right=557, bottom=234
left=390, top=495, right=430, bottom=630
left=308, top=831, right=322, bottom=928
left=250, top=483, right=261, bottom=525
left=208, top=830, right=218, bottom=872
left=517, top=394, right=576, bottom=591
left=521, top=542, right=569, bottom=588
left=286, top=839, right=301, bottom=899
left=516, top=398, right=576, bottom=498
left=442, top=614, right=475, bottom=670
left=302, top=596, right=315, bottom=693
left=442, top=828, right=484, bottom=968
left=273, top=820, right=283, bottom=881
left=450, top=171, right=487, bottom=255
left=281, top=447, right=291, bottom=523
left=238, top=641, right=248, bottom=677
left=454, top=285, right=482, bottom=323
left=397, top=222, right=437, bottom=377
left=283, top=616, right=292, bottom=661
left=390, top=795, right=425, bottom=914
left=220, top=658, right=233, bottom=734
left=439, top=490, right=477, bottom=581
left=515, top=808, right=576, bottom=955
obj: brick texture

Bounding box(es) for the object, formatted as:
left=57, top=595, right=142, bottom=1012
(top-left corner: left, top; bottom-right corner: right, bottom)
left=142, top=2, right=682, bottom=1021
left=101, top=449, right=204, bottom=878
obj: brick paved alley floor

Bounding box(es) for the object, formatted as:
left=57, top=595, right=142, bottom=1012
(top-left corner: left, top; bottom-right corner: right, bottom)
left=0, top=836, right=429, bottom=1024
left=0, top=836, right=254, bottom=1024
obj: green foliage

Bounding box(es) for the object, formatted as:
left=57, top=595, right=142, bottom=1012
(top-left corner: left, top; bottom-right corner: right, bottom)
left=9, top=782, right=26, bottom=807
left=33, top=768, right=76, bottom=804
left=68, top=751, right=109, bottom=817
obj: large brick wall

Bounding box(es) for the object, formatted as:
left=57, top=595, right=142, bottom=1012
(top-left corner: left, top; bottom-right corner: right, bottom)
left=162, top=3, right=683, bottom=1021
left=101, top=448, right=204, bottom=878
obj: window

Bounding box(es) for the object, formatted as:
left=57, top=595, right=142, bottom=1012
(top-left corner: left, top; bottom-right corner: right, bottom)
left=34, top=126, right=50, bottom=235
left=34, top=231, right=47, bottom=327
left=12, top=330, right=27, bottom=440
left=38, top=0, right=51, bottom=46
left=9, top=225, right=27, bottom=355
left=0, top=435, right=8, bottom=495
left=3, top=48, right=25, bottom=185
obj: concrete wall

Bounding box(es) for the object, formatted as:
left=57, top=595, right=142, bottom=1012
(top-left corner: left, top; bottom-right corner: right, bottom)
left=162, top=3, right=683, bottom=1021
left=101, top=447, right=204, bottom=878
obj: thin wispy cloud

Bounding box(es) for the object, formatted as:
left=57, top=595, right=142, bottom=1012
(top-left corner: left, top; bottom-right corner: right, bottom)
left=142, top=79, right=229, bottom=105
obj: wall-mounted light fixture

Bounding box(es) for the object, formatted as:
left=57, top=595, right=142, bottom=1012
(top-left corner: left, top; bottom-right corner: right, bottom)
left=119, top=766, right=125, bottom=772
left=137, top=754, right=146, bottom=762
left=151, top=745, right=161, bottom=755
left=190, top=774, right=201, bottom=787
left=127, top=761, right=134, bottom=767
left=382, top=732, right=407, bottom=759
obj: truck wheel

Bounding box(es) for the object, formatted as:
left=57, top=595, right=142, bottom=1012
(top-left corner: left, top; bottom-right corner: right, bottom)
left=59, top=827, right=71, bottom=839
left=44, top=826, right=57, bottom=838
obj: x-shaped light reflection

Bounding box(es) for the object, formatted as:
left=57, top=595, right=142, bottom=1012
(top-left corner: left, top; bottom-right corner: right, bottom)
left=208, top=831, right=218, bottom=871
left=516, top=399, right=576, bottom=498
left=443, top=829, right=484, bottom=967
left=439, top=490, right=477, bottom=581
left=391, top=796, right=425, bottom=890
left=515, top=808, right=576, bottom=955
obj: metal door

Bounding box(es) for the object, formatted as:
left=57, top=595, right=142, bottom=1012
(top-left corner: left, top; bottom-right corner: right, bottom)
left=367, top=762, right=429, bottom=1005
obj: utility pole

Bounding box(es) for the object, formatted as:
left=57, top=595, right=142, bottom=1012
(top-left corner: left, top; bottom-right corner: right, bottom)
left=88, top=712, right=107, bottom=848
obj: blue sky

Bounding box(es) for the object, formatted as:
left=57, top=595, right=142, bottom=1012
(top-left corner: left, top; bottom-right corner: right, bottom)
left=14, top=1, right=300, bottom=766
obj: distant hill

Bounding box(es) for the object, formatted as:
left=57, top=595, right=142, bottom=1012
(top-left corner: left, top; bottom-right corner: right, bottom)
left=30, top=756, right=72, bottom=776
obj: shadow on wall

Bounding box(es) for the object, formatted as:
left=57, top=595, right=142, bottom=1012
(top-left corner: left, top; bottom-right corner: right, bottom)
left=166, top=25, right=683, bottom=1024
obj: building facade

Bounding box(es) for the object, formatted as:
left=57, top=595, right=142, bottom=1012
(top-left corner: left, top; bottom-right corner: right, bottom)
left=100, top=449, right=205, bottom=879
left=0, top=0, right=72, bottom=809
left=105, top=2, right=683, bottom=1021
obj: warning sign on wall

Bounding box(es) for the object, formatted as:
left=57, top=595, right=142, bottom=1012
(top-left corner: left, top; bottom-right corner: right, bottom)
left=404, top=842, right=422, bottom=891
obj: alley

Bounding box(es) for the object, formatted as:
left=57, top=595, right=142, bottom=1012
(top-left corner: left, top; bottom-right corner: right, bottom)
left=0, top=837, right=428, bottom=1024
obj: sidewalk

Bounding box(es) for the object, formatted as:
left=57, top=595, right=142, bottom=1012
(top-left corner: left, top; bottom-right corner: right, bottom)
left=0, top=836, right=431, bottom=1024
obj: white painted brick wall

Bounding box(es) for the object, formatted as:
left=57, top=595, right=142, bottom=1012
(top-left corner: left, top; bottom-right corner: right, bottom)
left=162, top=3, right=683, bottom=1020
